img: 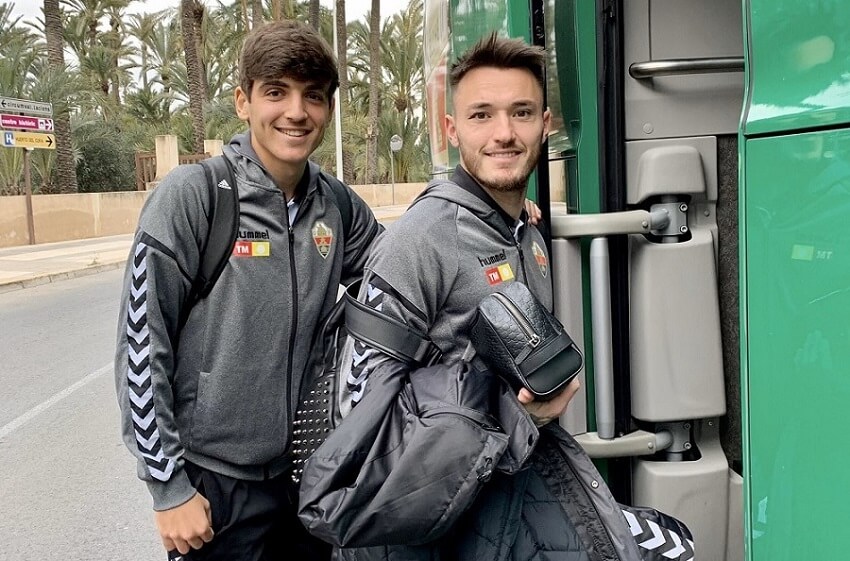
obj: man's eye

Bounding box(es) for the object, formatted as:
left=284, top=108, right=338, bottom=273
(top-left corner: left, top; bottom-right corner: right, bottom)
left=471, top=112, right=488, bottom=120
left=307, top=92, right=326, bottom=102
left=266, top=89, right=283, bottom=98
left=515, top=109, right=532, bottom=118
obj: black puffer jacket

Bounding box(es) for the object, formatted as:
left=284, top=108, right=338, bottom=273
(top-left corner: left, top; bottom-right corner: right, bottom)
left=301, top=361, right=644, bottom=561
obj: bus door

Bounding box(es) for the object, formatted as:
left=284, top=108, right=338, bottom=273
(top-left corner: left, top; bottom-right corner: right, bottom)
left=543, top=2, right=745, bottom=560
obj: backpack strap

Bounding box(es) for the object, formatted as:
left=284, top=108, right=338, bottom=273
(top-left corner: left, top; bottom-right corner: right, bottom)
left=178, top=156, right=239, bottom=329
left=344, top=281, right=442, bottom=366
left=319, top=171, right=353, bottom=240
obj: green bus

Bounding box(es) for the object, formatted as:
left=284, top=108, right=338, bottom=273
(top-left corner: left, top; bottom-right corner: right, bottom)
left=422, top=1, right=850, bottom=560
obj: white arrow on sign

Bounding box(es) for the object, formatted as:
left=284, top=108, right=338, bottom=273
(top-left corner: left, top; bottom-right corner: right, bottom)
left=38, top=118, right=54, bottom=131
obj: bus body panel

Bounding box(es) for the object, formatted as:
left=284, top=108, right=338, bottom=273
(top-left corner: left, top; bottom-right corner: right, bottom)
left=742, top=129, right=850, bottom=560
left=742, top=1, right=850, bottom=559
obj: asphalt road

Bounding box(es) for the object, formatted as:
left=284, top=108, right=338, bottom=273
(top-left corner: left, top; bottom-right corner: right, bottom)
left=0, top=268, right=163, bottom=560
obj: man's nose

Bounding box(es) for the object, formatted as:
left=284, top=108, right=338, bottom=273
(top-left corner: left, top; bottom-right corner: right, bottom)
left=492, top=113, right=515, bottom=143
left=285, top=94, right=308, bottom=121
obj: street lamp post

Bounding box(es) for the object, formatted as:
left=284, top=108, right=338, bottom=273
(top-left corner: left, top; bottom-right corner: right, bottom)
left=389, top=134, right=403, bottom=205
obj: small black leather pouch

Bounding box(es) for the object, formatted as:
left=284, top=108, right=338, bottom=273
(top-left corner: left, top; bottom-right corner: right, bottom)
left=470, top=281, right=582, bottom=400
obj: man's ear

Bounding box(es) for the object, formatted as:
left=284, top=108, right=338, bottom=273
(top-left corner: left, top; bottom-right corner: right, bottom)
left=328, top=94, right=336, bottom=118
left=445, top=114, right=459, bottom=147
left=542, top=108, right=552, bottom=141
left=234, top=86, right=250, bottom=121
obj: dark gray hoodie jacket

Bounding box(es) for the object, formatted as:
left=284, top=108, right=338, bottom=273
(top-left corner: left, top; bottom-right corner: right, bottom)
left=114, top=132, right=381, bottom=510
left=343, top=167, right=554, bottom=403
left=333, top=170, right=645, bottom=560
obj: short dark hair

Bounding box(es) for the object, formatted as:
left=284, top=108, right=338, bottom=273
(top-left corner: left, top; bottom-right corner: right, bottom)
left=449, top=32, right=546, bottom=92
left=239, top=20, right=339, bottom=102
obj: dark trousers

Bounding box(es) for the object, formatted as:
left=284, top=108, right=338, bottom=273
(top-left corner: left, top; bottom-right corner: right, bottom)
left=167, top=462, right=332, bottom=561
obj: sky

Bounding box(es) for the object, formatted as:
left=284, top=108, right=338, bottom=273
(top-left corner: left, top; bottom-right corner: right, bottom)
left=7, top=0, right=406, bottom=26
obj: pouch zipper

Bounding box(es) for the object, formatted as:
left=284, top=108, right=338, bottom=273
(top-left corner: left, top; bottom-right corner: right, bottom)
left=492, top=292, right=540, bottom=348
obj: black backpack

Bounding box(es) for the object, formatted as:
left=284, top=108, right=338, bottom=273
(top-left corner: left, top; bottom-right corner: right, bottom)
left=180, top=155, right=354, bottom=320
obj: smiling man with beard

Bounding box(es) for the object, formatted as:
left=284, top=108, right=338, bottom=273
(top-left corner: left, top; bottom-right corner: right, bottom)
left=345, top=32, right=576, bottom=424
left=336, top=33, right=610, bottom=560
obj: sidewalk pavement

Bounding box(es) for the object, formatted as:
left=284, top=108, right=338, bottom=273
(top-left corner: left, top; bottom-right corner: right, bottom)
left=0, top=203, right=410, bottom=294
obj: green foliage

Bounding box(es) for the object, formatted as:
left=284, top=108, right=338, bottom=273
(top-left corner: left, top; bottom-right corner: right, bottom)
left=73, top=122, right=135, bottom=192
left=2, top=0, right=431, bottom=194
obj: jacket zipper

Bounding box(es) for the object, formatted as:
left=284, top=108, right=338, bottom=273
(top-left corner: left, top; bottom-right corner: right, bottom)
left=517, top=243, right=532, bottom=283
left=285, top=217, right=299, bottom=467
left=492, top=292, right=540, bottom=348
left=557, top=445, right=621, bottom=560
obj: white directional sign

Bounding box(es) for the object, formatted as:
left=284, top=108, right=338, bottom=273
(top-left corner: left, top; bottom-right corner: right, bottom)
left=2, top=130, right=56, bottom=150
left=0, top=114, right=54, bottom=132
left=0, top=96, right=53, bottom=117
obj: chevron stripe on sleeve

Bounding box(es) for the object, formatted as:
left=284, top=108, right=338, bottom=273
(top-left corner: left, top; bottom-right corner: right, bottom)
left=126, top=242, right=175, bottom=482
left=346, top=281, right=385, bottom=404
left=622, top=508, right=694, bottom=561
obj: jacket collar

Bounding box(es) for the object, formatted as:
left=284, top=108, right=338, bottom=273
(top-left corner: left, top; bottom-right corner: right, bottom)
left=451, top=165, right=527, bottom=233
left=226, top=130, right=318, bottom=202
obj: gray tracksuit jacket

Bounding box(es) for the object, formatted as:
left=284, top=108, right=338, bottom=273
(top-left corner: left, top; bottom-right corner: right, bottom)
left=344, top=166, right=553, bottom=403
left=114, top=132, right=381, bottom=511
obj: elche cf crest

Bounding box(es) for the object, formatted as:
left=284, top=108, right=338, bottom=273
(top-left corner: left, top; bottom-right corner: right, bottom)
left=312, top=221, right=334, bottom=259
left=532, top=241, right=548, bottom=277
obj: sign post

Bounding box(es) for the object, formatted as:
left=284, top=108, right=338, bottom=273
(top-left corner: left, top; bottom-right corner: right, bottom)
left=0, top=96, right=55, bottom=244
left=23, top=148, right=35, bottom=244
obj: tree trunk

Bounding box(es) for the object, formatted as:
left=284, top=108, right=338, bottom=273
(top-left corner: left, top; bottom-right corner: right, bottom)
left=251, top=0, right=263, bottom=29
left=44, top=0, right=78, bottom=193
left=192, top=2, right=209, bottom=101
left=365, top=0, right=381, bottom=184
left=181, top=0, right=206, bottom=154
left=309, top=0, right=320, bottom=30
left=271, top=0, right=281, bottom=20
left=335, top=0, right=353, bottom=183
left=110, top=15, right=121, bottom=106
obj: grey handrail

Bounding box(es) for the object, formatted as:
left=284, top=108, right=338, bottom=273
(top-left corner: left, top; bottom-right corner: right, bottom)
left=552, top=209, right=670, bottom=446
left=590, top=238, right=615, bottom=439
left=550, top=209, right=670, bottom=239
left=629, top=56, right=744, bottom=79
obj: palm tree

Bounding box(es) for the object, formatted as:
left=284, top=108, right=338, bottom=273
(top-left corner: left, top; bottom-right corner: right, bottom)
left=365, top=0, right=381, bottom=183
left=0, top=6, right=37, bottom=193
left=61, top=0, right=102, bottom=57
left=103, top=1, right=132, bottom=106
left=147, top=18, right=182, bottom=98
left=126, top=11, right=164, bottom=90
left=181, top=0, right=206, bottom=153
left=191, top=0, right=209, bottom=99
left=346, top=2, right=429, bottom=183
left=44, top=0, right=78, bottom=193
left=334, top=0, right=353, bottom=182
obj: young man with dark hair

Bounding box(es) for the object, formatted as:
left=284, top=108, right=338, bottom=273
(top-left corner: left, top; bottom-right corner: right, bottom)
left=339, top=33, right=646, bottom=560
left=347, top=32, right=575, bottom=420
left=114, top=20, right=381, bottom=560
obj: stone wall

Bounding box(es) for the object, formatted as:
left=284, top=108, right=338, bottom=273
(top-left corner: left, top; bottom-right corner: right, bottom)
left=0, top=182, right=427, bottom=248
